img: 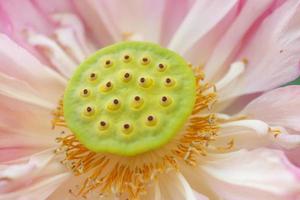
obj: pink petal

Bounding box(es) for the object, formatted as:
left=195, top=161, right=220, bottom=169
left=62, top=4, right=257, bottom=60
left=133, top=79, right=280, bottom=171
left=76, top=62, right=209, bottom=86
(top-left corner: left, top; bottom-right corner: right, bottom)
left=0, top=0, right=53, bottom=36
left=0, top=34, right=66, bottom=103
left=0, top=129, right=55, bottom=163
left=31, top=0, right=73, bottom=14
left=0, top=72, right=54, bottom=109
left=286, top=147, right=300, bottom=167
left=168, top=0, right=238, bottom=56
left=0, top=0, right=56, bottom=61
left=74, top=0, right=167, bottom=44
left=229, top=0, right=300, bottom=98
left=243, top=85, right=300, bottom=132
left=0, top=149, right=68, bottom=199
left=185, top=149, right=300, bottom=200
left=160, top=0, right=194, bottom=46
left=204, top=0, right=274, bottom=80
left=0, top=173, right=70, bottom=200
left=0, top=94, right=55, bottom=136
left=72, top=0, right=120, bottom=45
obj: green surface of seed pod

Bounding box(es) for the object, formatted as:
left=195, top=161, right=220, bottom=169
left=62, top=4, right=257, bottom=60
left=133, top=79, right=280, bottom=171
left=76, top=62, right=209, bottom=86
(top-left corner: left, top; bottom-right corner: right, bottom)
left=63, top=41, right=196, bottom=156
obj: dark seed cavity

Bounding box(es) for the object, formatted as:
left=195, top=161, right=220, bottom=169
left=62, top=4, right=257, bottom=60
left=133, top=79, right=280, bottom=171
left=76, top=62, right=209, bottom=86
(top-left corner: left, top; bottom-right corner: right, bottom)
left=86, top=107, right=92, bottom=112
left=124, top=73, right=130, bottom=78
left=134, top=96, right=141, bottom=101
left=166, top=78, right=171, bottom=84
left=106, top=82, right=112, bottom=88
left=140, top=77, right=145, bottom=83
left=90, top=73, right=96, bottom=79
left=124, top=124, right=130, bottom=129
left=162, top=96, right=168, bottom=102
left=83, top=89, right=89, bottom=94
left=113, top=99, right=119, bottom=105
left=100, top=121, right=106, bottom=126
left=147, top=116, right=154, bottom=121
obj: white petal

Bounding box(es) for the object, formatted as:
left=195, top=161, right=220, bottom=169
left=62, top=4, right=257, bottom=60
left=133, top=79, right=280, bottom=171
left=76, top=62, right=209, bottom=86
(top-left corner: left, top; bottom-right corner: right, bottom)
left=199, top=149, right=300, bottom=200
left=158, top=171, right=200, bottom=200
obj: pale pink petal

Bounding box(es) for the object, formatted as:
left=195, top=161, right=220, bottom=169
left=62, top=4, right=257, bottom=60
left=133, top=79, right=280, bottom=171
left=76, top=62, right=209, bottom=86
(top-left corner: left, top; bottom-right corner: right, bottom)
left=0, top=34, right=66, bottom=103
left=168, top=0, right=238, bottom=56
left=217, top=120, right=300, bottom=151
left=0, top=0, right=56, bottom=61
left=242, top=85, right=300, bottom=132
left=226, top=0, right=300, bottom=99
left=0, top=173, right=70, bottom=200
left=0, top=128, right=55, bottom=163
left=75, top=0, right=167, bottom=44
left=0, top=0, right=53, bottom=36
left=31, top=0, right=73, bottom=15
left=157, top=172, right=200, bottom=200
left=0, top=149, right=55, bottom=181
left=0, top=149, right=68, bottom=199
left=286, top=147, right=300, bottom=167
left=160, top=0, right=194, bottom=46
left=204, top=0, right=274, bottom=80
left=73, top=0, right=120, bottom=45
left=51, top=13, right=95, bottom=56
left=0, top=72, right=54, bottom=109
left=184, top=149, right=300, bottom=200
left=0, top=94, right=55, bottom=136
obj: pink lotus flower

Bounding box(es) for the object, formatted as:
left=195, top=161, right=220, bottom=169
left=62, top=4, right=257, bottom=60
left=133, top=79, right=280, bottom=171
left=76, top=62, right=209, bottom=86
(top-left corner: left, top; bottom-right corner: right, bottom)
left=1, top=0, right=300, bottom=199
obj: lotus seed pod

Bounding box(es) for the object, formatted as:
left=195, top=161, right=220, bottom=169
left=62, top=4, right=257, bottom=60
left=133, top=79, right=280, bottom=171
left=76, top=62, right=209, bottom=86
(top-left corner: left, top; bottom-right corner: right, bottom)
left=63, top=41, right=196, bottom=156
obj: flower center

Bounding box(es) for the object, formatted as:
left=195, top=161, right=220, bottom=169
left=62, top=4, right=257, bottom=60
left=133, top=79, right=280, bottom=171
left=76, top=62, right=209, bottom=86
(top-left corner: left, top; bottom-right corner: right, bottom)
left=63, top=42, right=197, bottom=156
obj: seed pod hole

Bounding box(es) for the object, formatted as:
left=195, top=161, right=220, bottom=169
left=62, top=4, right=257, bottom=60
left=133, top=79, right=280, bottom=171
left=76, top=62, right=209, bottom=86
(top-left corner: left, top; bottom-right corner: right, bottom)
left=146, top=115, right=157, bottom=126
left=84, top=106, right=95, bottom=116
left=122, top=54, right=131, bottom=63
left=132, top=95, right=143, bottom=109
left=160, top=96, right=172, bottom=107
left=81, top=88, right=90, bottom=97
left=99, top=120, right=109, bottom=131
left=164, top=77, right=175, bottom=87
left=104, top=59, right=113, bottom=68
left=121, top=72, right=132, bottom=82
left=157, top=63, right=167, bottom=72
left=100, top=81, right=113, bottom=92
left=141, top=56, right=150, bottom=65
left=107, top=98, right=121, bottom=111
left=89, top=73, right=97, bottom=81
left=122, top=123, right=133, bottom=134
left=138, top=77, right=152, bottom=88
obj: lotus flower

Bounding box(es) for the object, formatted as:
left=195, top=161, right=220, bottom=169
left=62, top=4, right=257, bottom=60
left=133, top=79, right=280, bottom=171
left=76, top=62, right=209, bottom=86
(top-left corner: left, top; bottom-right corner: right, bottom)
left=1, top=0, right=300, bottom=200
